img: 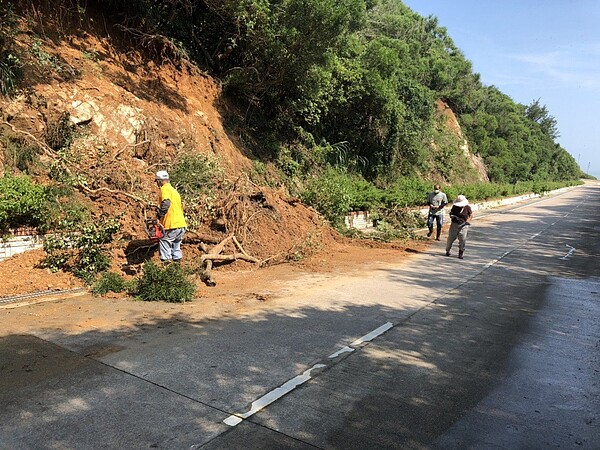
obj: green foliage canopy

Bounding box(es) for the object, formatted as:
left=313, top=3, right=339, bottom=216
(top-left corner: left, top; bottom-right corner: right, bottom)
left=37, top=0, right=582, bottom=190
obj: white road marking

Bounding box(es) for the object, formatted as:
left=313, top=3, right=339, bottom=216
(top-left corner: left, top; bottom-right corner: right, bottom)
left=224, top=363, right=326, bottom=426
left=349, top=322, right=394, bottom=346
left=223, top=322, right=395, bottom=427
left=560, top=244, right=576, bottom=260
left=329, top=346, right=354, bottom=359
left=483, top=251, right=511, bottom=269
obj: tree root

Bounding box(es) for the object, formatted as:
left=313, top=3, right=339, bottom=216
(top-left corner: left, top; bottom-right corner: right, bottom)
left=199, top=234, right=261, bottom=286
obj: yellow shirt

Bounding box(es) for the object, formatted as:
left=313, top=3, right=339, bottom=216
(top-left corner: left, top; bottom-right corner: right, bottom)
left=159, top=183, right=187, bottom=230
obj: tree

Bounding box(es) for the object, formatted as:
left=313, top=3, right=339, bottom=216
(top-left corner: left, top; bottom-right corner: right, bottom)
left=525, top=98, right=559, bottom=140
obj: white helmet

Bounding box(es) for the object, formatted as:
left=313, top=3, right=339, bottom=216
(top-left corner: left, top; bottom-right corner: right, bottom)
left=155, top=170, right=169, bottom=180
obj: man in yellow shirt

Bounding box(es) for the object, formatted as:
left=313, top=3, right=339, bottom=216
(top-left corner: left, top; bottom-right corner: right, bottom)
left=155, top=170, right=187, bottom=263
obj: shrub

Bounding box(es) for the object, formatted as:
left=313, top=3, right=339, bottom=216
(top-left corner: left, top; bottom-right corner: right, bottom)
left=381, top=207, right=426, bottom=230
left=383, top=178, right=432, bottom=208
left=134, top=261, right=196, bottom=303
left=0, top=52, right=21, bottom=97
left=300, top=168, right=383, bottom=225
left=300, top=168, right=354, bottom=225
left=168, top=153, right=222, bottom=227
left=43, top=215, right=122, bottom=284
left=45, top=112, right=76, bottom=151
left=1, top=134, right=41, bottom=172
left=92, top=271, right=135, bottom=296
left=0, top=174, right=50, bottom=232
left=0, top=0, right=21, bottom=97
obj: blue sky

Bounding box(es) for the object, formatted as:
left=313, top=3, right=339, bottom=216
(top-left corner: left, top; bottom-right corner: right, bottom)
left=402, top=0, right=600, bottom=177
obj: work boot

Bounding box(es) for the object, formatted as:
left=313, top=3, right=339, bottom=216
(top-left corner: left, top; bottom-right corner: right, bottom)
left=427, top=227, right=433, bottom=238
left=458, top=250, right=464, bottom=259
left=435, top=228, right=442, bottom=241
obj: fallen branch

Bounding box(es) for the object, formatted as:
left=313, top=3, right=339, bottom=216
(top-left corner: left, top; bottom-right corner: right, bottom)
left=199, top=234, right=261, bottom=286
left=199, top=234, right=233, bottom=286
left=1, top=121, right=57, bottom=157
left=233, top=236, right=252, bottom=259
left=184, top=231, right=221, bottom=245
left=80, top=185, right=147, bottom=204
left=201, top=253, right=260, bottom=264
left=201, top=259, right=216, bottom=286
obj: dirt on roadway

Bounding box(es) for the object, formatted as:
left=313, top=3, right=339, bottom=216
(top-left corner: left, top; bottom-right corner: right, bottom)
left=1, top=238, right=430, bottom=336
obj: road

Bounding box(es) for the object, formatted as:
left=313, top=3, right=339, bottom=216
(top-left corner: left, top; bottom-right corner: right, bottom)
left=1, top=183, right=599, bottom=449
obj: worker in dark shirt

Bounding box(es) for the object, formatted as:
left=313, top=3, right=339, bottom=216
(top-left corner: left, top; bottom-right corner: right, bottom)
left=445, top=195, right=473, bottom=259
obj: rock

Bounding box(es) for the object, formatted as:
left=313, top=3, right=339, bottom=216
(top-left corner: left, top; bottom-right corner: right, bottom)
left=70, top=100, right=96, bottom=125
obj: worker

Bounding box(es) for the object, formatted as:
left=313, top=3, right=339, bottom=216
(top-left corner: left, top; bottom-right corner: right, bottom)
left=154, top=170, right=187, bottom=263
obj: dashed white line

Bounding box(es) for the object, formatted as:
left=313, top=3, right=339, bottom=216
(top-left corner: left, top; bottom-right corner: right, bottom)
left=329, top=346, right=354, bottom=359
left=349, top=322, right=394, bottom=346
left=560, top=244, right=576, bottom=260
left=224, top=363, right=327, bottom=426
left=483, top=251, right=511, bottom=269
left=223, top=321, right=395, bottom=427
left=221, top=193, right=584, bottom=428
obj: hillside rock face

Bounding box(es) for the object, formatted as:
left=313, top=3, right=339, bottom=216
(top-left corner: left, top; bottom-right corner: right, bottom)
left=435, top=99, right=489, bottom=182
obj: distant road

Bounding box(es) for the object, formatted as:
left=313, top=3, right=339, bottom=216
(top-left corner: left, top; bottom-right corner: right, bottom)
left=1, top=182, right=599, bottom=449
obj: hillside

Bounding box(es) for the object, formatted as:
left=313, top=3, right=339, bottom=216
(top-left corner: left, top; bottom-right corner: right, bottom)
left=0, top=9, right=424, bottom=297
left=0, top=1, right=582, bottom=297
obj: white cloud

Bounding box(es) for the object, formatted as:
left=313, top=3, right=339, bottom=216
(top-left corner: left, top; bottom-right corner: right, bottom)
left=506, top=46, right=600, bottom=90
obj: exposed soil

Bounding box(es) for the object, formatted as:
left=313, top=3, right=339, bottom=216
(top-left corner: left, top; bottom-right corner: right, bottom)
left=0, top=8, right=431, bottom=312
left=0, top=237, right=431, bottom=337
left=1, top=234, right=429, bottom=297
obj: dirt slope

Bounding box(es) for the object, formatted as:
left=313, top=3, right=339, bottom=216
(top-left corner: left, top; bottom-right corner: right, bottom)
left=0, top=12, right=425, bottom=298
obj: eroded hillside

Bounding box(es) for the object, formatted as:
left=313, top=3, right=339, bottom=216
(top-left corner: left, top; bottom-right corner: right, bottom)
left=1, top=12, right=356, bottom=295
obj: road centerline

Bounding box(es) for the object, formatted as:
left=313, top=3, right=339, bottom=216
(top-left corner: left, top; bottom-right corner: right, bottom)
left=223, top=321, right=394, bottom=427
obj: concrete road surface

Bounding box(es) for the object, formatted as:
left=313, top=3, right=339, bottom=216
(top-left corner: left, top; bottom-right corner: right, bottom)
left=1, top=183, right=599, bottom=449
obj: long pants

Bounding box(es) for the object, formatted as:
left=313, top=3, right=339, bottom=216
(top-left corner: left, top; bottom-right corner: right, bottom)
left=427, top=212, right=444, bottom=229
left=159, top=227, right=186, bottom=261
left=446, top=222, right=469, bottom=253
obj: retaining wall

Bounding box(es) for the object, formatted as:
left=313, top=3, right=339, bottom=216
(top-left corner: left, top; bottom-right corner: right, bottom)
left=1, top=234, right=45, bottom=261
left=0, top=187, right=576, bottom=259
left=346, top=186, right=574, bottom=230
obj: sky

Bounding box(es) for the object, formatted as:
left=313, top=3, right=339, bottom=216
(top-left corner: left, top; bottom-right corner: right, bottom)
left=402, top=0, right=600, bottom=178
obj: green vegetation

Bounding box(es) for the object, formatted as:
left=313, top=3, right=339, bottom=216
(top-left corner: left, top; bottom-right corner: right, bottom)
left=0, top=174, right=50, bottom=233
left=43, top=215, right=122, bottom=284
left=92, top=264, right=197, bottom=303
left=0, top=0, right=21, bottom=97
left=135, top=261, right=196, bottom=303
left=92, top=271, right=135, bottom=296
left=3, top=2, right=587, bottom=240
left=78, top=0, right=582, bottom=225
left=168, top=153, right=222, bottom=228
left=0, top=171, right=91, bottom=235
left=299, top=170, right=581, bottom=229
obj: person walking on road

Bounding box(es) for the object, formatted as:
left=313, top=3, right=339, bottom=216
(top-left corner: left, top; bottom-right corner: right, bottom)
left=445, top=194, right=472, bottom=259
left=155, top=170, right=187, bottom=264
left=427, top=184, right=448, bottom=241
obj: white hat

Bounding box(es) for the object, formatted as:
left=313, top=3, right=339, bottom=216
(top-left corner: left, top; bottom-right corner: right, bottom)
left=155, top=170, right=169, bottom=180
left=454, top=195, right=468, bottom=207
